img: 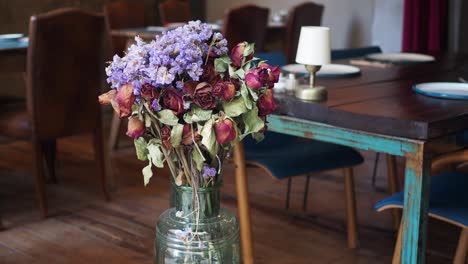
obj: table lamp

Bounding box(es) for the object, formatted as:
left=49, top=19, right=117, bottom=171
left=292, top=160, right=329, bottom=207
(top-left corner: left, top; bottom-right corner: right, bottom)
left=295, top=26, right=331, bottom=101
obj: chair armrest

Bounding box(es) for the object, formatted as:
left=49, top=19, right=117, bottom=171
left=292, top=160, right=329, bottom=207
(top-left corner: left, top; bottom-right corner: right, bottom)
left=432, top=149, right=468, bottom=174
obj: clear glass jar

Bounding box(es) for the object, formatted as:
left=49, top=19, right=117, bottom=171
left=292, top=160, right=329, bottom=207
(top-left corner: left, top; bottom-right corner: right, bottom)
left=155, top=184, right=240, bottom=263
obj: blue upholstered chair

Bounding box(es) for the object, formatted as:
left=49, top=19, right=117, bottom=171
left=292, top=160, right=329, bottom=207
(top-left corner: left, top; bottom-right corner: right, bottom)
left=331, top=46, right=382, bottom=61
left=244, top=48, right=387, bottom=249
left=375, top=150, right=468, bottom=263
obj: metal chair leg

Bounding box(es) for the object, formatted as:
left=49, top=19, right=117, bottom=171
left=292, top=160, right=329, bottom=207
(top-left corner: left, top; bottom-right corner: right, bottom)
left=302, top=174, right=311, bottom=212
left=454, top=228, right=468, bottom=264
left=343, top=167, right=358, bottom=249
left=285, top=177, right=292, bottom=210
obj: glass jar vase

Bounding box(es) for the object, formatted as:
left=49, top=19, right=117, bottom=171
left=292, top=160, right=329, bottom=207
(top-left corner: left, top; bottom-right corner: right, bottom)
left=155, top=183, right=240, bottom=263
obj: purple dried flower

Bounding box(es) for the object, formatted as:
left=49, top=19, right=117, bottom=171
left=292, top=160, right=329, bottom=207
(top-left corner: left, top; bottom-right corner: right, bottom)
left=202, top=165, right=217, bottom=178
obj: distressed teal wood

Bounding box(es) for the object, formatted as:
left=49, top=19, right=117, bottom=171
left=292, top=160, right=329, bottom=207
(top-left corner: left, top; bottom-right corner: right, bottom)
left=268, top=114, right=430, bottom=263
left=268, top=115, right=421, bottom=157
left=402, top=156, right=431, bottom=264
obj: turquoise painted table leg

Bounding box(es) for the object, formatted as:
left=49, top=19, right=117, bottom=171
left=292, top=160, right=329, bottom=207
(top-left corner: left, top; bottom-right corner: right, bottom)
left=401, top=154, right=431, bottom=264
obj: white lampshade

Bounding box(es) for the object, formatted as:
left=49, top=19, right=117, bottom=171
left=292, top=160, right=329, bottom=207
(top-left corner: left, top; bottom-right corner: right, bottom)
left=295, top=26, right=331, bottom=65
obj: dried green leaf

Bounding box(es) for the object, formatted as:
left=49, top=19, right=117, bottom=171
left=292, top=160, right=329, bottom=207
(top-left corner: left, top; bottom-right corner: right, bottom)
left=240, top=83, right=252, bottom=110
left=192, top=146, right=205, bottom=171
left=142, top=161, right=153, bottom=186
left=170, top=123, right=184, bottom=147
left=134, top=137, right=148, bottom=161
left=200, top=119, right=218, bottom=157
left=183, top=106, right=212, bottom=123
left=223, top=97, right=248, bottom=117
left=157, top=109, right=179, bottom=126
left=147, top=144, right=164, bottom=168
left=243, top=106, right=264, bottom=135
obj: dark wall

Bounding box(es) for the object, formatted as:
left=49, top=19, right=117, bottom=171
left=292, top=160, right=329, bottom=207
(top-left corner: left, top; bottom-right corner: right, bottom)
left=0, top=0, right=158, bottom=34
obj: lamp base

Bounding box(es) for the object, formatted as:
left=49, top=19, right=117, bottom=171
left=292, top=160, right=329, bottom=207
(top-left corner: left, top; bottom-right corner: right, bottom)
left=295, top=85, right=328, bottom=101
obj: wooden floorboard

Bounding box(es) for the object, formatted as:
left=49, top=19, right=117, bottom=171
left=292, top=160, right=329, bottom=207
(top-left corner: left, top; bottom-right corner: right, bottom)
left=0, top=133, right=459, bottom=263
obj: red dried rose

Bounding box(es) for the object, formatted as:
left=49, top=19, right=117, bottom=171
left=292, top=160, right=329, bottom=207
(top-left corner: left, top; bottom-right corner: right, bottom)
left=257, top=89, right=277, bottom=116
left=214, top=117, right=237, bottom=144
left=126, top=116, right=145, bottom=138
left=160, top=87, right=185, bottom=115
left=212, top=81, right=236, bottom=101
left=160, top=126, right=172, bottom=149
left=193, top=82, right=217, bottom=110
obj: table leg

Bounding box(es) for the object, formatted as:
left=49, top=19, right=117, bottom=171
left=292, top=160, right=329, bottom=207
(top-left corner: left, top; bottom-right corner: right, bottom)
left=233, top=143, right=254, bottom=264
left=386, top=154, right=401, bottom=230
left=401, top=154, right=431, bottom=264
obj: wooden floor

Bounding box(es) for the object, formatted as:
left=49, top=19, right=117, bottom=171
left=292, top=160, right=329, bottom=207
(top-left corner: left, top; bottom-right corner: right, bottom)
left=0, top=133, right=461, bottom=263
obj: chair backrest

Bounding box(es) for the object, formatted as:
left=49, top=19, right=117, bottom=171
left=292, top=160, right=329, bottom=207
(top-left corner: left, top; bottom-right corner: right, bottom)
left=104, top=0, right=146, bottom=56
left=223, top=5, right=269, bottom=51
left=331, top=46, right=382, bottom=60
left=159, top=0, right=192, bottom=25
left=26, top=8, right=108, bottom=140
left=284, top=2, right=324, bottom=63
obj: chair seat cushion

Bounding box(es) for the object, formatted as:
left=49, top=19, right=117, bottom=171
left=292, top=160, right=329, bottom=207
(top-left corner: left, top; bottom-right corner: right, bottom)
left=375, top=171, right=468, bottom=227
left=0, top=102, right=31, bottom=139
left=244, top=132, right=364, bottom=179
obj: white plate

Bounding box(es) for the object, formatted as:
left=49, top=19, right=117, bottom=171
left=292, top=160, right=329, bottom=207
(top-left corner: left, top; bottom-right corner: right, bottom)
left=0, top=33, right=24, bottom=41
left=413, top=82, right=468, bottom=100
left=281, top=64, right=361, bottom=77
left=366, top=53, right=435, bottom=64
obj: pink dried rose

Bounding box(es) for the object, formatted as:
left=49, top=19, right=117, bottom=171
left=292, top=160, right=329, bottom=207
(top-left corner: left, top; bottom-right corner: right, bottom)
left=214, top=117, right=237, bottom=144
left=212, top=81, right=236, bottom=101
left=245, top=63, right=280, bottom=89
left=98, top=89, right=116, bottom=105
left=160, top=87, right=185, bottom=115
left=181, top=124, right=201, bottom=145
left=230, top=42, right=253, bottom=67
left=126, top=116, right=145, bottom=138
left=257, top=89, right=277, bottom=116
left=114, top=83, right=136, bottom=118
left=193, top=82, right=217, bottom=110
left=160, top=126, right=172, bottom=149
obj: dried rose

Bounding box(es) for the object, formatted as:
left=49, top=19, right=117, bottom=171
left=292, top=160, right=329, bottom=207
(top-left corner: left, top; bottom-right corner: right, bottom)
left=98, top=90, right=117, bottom=105
left=260, top=63, right=280, bottom=88
left=193, top=82, right=217, bottom=110
left=126, top=116, right=145, bottom=138
left=160, top=87, right=185, bottom=115
left=114, top=83, right=136, bottom=118
left=212, top=81, right=236, bottom=101
left=183, top=81, right=198, bottom=95
left=200, top=63, right=221, bottom=85
left=160, top=126, right=172, bottom=149
left=214, top=117, right=237, bottom=144
left=140, top=83, right=159, bottom=101
left=245, top=63, right=280, bottom=89
left=245, top=67, right=270, bottom=89
left=231, top=42, right=253, bottom=67
left=258, top=89, right=277, bottom=116
left=181, top=124, right=201, bottom=145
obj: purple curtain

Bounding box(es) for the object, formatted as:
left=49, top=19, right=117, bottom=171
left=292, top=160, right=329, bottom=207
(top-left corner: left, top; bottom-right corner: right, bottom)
left=402, top=0, right=447, bottom=53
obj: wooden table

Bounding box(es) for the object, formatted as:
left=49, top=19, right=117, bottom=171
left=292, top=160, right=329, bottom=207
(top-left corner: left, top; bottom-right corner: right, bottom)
left=256, top=55, right=468, bottom=263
